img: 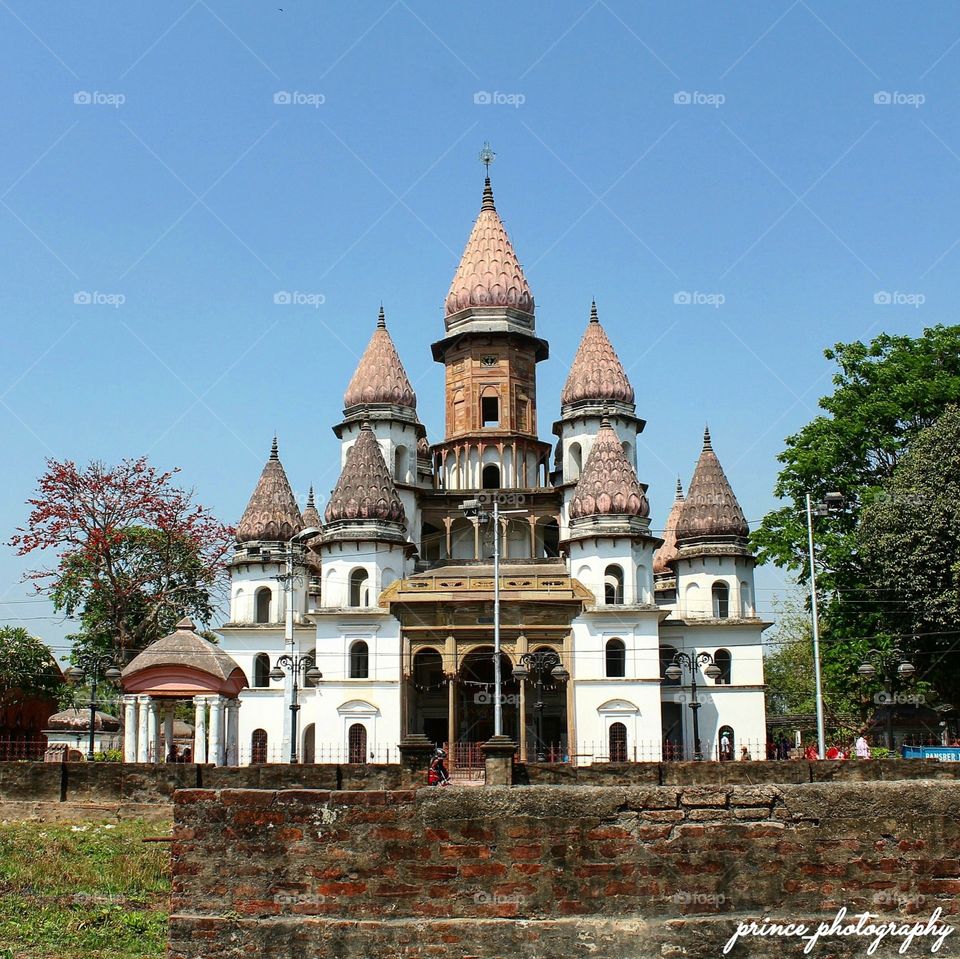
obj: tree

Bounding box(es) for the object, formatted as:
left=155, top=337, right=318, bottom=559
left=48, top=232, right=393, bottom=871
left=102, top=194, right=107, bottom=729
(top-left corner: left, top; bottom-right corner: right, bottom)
left=0, top=626, right=63, bottom=715
left=752, top=326, right=960, bottom=708
left=857, top=406, right=960, bottom=704
left=11, top=457, right=234, bottom=659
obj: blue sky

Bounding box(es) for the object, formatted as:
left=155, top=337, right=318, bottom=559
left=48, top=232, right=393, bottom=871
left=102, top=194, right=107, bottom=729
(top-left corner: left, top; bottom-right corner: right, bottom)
left=1, top=2, right=956, bottom=658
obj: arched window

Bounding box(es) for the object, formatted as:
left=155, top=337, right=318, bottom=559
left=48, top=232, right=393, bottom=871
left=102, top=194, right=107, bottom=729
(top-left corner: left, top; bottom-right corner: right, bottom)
left=659, top=645, right=680, bottom=686
left=714, top=649, right=732, bottom=685
left=712, top=582, right=730, bottom=618
left=609, top=722, right=628, bottom=763
left=740, top=581, right=753, bottom=617
left=349, top=568, right=369, bottom=608
left=348, top=723, right=367, bottom=764
left=605, top=639, right=626, bottom=678
left=480, top=388, right=499, bottom=428
left=255, top=587, right=272, bottom=624
left=253, top=653, right=270, bottom=688
left=349, top=640, right=369, bottom=679
left=394, top=446, right=409, bottom=483
left=622, top=439, right=633, bottom=468
left=568, top=442, right=582, bottom=482
left=604, top=565, right=624, bottom=605
left=301, top=723, right=315, bottom=764
left=251, top=729, right=268, bottom=764
left=481, top=464, right=500, bottom=489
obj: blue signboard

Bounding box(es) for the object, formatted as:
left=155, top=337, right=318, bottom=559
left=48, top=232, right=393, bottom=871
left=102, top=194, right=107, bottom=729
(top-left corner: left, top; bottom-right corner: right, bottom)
left=901, top=745, right=960, bottom=762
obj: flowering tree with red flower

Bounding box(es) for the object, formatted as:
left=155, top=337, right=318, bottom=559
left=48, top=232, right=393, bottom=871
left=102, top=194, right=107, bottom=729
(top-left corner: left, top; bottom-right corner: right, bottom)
left=11, top=457, right=234, bottom=660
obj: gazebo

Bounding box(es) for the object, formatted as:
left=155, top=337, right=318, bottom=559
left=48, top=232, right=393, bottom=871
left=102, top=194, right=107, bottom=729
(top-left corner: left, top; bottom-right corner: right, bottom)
left=120, top=617, right=247, bottom=765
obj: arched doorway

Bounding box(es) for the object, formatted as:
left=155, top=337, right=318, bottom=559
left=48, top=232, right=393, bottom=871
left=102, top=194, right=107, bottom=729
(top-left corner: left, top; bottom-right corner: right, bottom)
left=458, top=647, right=519, bottom=744
left=718, top=725, right=735, bottom=762
left=348, top=723, right=367, bottom=764
left=251, top=729, right=268, bottom=764
left=301, top=723, right=315, bottom=764
left=411, top=649, right=448, bottom=746
left=609, top=722, right=628, bottom=763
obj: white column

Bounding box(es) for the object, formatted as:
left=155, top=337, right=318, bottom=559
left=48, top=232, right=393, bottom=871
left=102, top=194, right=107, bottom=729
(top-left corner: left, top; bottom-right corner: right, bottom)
left=193, top=696, right=208, bottom=764
left=147, top=699, right=160, bottom=764
left=136, top=695, right=150, bottom=762
left=123, top=696, right=137, bottom=763
left=209, top=695, right=226, bottom=766
left=163, top=705, right=175, bottom=763
left=226, top=700, right=240, bottom=766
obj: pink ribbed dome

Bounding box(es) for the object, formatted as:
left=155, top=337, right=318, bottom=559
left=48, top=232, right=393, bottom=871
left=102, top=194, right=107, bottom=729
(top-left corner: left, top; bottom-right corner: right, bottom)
left=570, top=421, right=650, bottom=520
left=561, top=301, right=635, bottom=407
left=325, top=424, right=405, bottom=525
left=445, top=178, right=534, bottom=317
left=343, top=307, right=416, bottom=410
left=654, top=479, right=685, bottom=573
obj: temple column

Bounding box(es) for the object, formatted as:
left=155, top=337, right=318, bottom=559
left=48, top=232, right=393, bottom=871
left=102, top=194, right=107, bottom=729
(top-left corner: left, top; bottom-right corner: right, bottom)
left=528, top=516, right=537, bottom=557
left=500, top=518, right=510, bottom=560
left=148, top=699, right=161, bottom=764
left=209, top=695, right=226, bottom=766
left=136, top=695, right=150, bottom=762
left=163, top=704, right=174, bottom=763
left=443, top=516, right=453, bottom=559
left=123, top=696, right=138, bottom=763
left=472, top=518, right=480, bottom=560
left=193, top=696, right=208, bottom=764
left=226, top=700, right=240, bottom=766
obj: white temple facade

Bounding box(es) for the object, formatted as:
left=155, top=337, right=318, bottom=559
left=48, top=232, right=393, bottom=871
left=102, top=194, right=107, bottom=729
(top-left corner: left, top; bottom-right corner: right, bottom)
left=215, top=174, right=770, bottom=766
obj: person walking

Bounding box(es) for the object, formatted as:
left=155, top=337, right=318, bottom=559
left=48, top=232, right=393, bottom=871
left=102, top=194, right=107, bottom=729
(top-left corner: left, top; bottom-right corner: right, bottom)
left=855, top=732, right=870, bottom=759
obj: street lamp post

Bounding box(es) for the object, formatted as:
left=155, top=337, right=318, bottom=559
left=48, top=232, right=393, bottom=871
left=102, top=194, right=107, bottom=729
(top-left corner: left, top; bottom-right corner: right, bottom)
left=858, top=645, right=916, bottom=751
left=664, top=652, right=721, bottom=761
left=512, top=650, right=569, bottom=762
left=461, top=496, right=526, bottom=740
left=276, top=526, right=321, bottom=762
left=805, top=491, right=846, bottom=760
left=65, top=655, right=122, bottom=761
left=270, top=654, right=322, bottom=764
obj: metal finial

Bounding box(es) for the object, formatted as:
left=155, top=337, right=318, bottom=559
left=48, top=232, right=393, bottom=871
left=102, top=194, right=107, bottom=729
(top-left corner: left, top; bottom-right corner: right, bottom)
left=270, top=436, right=279, bottom=460
left=676, top=477, right=684, bottom=499
left=306, top=486, right=315, bottom=508
left=703, top=425, right=712, bottom=451
left=479, top=141, right=495, bottom=174
left=377, top=304, right=386, bottom=329
left=589, top=299, right=598, bottom=323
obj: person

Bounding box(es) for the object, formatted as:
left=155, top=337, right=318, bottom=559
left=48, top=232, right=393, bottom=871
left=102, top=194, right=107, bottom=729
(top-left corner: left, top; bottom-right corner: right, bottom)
left=855, top=732, right=870, bottom=759
left=804, top=742, right=818, bottom=761
left=719, top=732, right=732, bottom=762
left=740, top=746, right=751, bottom=761
left=428, top=747, right=450, bottom=786
left=182, top=746, right=192, bottom=763
left=777, top=734, right=790, bottom=760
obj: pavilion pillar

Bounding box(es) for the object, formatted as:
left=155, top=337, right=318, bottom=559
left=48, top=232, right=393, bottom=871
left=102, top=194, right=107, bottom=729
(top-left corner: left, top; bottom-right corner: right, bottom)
left=163, top=705, right=175, bottom=763
left=226, top=700, right=240, bottom=766
left=209, top=695, right=226, bottom=766
left=193, top=696, right=208, bottom=764
left=123, top=696, right=138, bottom=763
left=147, top=699, right=160, bottom=764
left=136, top=695, right=150, bottom=763
left=472, top=518, right=480, bottom=560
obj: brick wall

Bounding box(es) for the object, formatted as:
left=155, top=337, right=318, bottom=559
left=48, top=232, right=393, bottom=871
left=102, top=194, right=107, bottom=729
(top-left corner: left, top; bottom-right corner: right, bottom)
left=167, top=782, right=960, bottom=958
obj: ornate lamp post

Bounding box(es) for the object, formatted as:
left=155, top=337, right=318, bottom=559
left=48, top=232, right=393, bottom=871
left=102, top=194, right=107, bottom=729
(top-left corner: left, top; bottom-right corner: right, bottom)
left=65, top=654, right=122, bottom=761
left=858, top=645, right=916, bottom=750
left=512, top=650, right=569, bottom=762
left=270, top=654, right=322, bottom=764
left=664, top=652, right=721, bottom=761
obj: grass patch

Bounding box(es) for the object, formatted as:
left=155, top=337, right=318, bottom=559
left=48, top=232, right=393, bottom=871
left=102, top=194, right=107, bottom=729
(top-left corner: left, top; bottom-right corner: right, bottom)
left=0, top=819, right=170, bottom=958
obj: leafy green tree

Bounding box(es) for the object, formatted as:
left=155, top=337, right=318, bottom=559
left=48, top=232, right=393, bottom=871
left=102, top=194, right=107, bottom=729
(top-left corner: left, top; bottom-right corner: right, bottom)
left=857, top=406, right=960, bottom=704
left=753, top=326, right=960, bottom=707
left=0, top=626, right=63, bottom=714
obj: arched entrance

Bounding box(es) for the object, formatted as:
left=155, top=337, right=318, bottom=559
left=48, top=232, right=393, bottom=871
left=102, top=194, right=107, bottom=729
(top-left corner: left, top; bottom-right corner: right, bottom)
left=457, top=647, right=519, bottom=744
left=411, top=649, right=448, bottom=746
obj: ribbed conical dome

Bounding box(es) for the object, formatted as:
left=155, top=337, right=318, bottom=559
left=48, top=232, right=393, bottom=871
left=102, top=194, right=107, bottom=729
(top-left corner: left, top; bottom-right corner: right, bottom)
left=654, top=478, right=685, bottom=574
left=675, top=428, right=749, bottom=545
left=561, top=301, right=635, bottom=407
left=236, top=438, right=304, bottom=543
left=570, top=420, right=650, bottom=520
left=445, top=177, right=534, bottom=318
left=301, top=486, right=321, bottom=530
left=325, top=424, right=405, bottom=525
left=343, top=307, right=417, bottom=410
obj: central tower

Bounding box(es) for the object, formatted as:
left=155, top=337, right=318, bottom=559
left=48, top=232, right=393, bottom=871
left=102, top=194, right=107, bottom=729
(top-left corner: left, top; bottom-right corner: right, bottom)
left=430, top=173, right=551, bottom=492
